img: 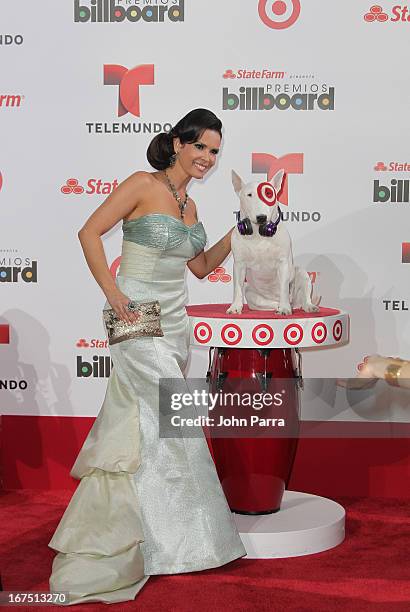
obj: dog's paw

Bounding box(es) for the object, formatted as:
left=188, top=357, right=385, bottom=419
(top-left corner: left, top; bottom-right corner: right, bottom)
left=277, top=305, right=292, bottom=316
left=303, top=303, right=320, bottom=313
left=226, top=303, right=243, bottom=314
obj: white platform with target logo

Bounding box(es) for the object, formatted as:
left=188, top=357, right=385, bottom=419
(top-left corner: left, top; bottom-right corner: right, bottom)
left=186, top=304, right=349, bottom=349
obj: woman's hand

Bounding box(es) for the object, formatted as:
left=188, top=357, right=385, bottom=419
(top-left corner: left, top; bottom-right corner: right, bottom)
left=106, top=288, right=141, bottom=325
left=336, top=354, right=403, bottom=390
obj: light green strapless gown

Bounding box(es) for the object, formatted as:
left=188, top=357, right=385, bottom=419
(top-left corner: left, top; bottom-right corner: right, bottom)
left=48, top=214, right=246, bottom=605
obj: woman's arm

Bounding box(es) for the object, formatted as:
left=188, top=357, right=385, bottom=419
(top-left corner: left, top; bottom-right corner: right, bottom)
left=187, top=227, right=235, bottom=279
left=186, top=201, right=235, bottom=279
left=337, top=354, right=410, bottom=390
left=77, top=171, right=151, bottom=323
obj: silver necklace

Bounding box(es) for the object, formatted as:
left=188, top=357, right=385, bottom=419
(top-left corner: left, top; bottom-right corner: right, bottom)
left=163, top=170, right=189, bottom=219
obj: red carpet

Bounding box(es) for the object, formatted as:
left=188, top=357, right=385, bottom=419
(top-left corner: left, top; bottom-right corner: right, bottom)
left=1, top=491, right=409, bottom=611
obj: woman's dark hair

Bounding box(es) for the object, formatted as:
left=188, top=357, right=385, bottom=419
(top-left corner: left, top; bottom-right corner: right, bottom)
left=146, top=108, right=222, bottom=171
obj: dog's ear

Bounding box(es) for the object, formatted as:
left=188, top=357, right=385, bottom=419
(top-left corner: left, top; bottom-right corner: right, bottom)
left=272, top=169, right=285, bottom=194
left=231, top=170, right=244, bottom=195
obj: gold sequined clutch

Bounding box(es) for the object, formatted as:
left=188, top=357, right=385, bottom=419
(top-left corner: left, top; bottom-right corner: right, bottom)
left=103, top=300, right=164, bottom=345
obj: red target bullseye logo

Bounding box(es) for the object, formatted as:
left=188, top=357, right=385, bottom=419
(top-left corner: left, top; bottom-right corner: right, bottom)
left=333, top=320, right=343, bottom=342
left=252, top=324, right=274, bottom=346
left=258, top=0, right=301, bottom=30
left=284, top=323, right=303, bottom=346
left=194, top=322, right=212, bottom=344
left=221, top=323, right=242, bottom=346
left=311, top=322, right=327, bottom=344
left=257, top=181, right=277, bottom=206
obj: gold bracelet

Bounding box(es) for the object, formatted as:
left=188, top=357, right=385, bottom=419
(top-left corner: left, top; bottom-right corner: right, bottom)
left=384, top=362, right=403, bottom=387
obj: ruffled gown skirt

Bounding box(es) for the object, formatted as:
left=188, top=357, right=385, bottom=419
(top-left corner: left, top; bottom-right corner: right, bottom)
left=48, top=240, right=246, bottom=605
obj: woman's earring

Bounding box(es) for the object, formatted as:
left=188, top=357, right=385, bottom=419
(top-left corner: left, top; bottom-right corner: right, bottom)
left=169, top=153, right=177, bottom=167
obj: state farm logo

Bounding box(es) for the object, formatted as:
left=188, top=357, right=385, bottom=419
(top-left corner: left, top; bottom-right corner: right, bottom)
left=61, top=177, right=119, bottom=195
left=74, top=0, right=185, bottom=23
left=0, top=94, right=23, bottom=108
left=258, top=0, right=301, bottom=30
left=374, top=161, right=410, bottom=171
left=223, top=69, right=285, bottom=80
left=76, top=338, right=108, bottom=349
left=364, top=4, right=410, bottom=22
left=207, top=267, right=231, bottom=283
left=402, top=243, right=410, bottom=263
left=252, top=152, right=321, bottom=222
left=104, top=63, right=154, bottom=117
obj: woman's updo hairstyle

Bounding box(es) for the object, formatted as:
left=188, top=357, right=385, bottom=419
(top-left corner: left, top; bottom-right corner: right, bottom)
left=146, top=108, right=222, bottom=171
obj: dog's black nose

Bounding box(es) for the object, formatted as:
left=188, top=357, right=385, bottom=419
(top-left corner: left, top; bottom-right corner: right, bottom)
left=256, top=214, right=267, bottom=224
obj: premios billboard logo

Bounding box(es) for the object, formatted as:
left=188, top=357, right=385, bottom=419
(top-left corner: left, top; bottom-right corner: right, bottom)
left=364, top=4, right=410, bottom=22
left=373, top=160, right=410, bottom=203
left=0, top=253, right=37, bottom=283
left=251, top=152, right=321, bottom=222
left=74, top=0, right=184, bottom=23
left=222, top=67, right=335, bottom=112
left=258, top=0, right=301, bottom=29
left=87, top=63, right=171, bottom=134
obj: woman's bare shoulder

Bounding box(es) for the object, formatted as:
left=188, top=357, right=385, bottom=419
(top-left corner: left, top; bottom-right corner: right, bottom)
left=126, top=170, right=156, bottom=187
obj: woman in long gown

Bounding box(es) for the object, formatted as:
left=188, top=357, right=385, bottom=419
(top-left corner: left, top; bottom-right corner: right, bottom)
left=48, top=108, right=247, bottom=605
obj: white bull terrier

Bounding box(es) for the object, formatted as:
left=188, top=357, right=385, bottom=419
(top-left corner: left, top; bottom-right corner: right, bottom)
left=227, top=170, right=319, bottom=316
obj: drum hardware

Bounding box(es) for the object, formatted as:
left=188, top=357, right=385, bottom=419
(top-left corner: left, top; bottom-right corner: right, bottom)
left=205, top=346, right=215, bottom=383
left=216, top=371, right=229, bottom=391
left=257, top=348, right=272, bottom=358
left=294, top=347, right=304, bottom=389
left=255, top=371, right=273, bottom=392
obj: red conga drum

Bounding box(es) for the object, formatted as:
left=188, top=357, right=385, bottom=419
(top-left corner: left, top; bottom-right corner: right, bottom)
left=186, top=304, right=349, bottom=515
left=208, top=346, right=300, bottom=514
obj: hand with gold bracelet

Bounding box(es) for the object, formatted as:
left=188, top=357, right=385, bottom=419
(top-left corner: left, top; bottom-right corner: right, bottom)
left=337, top=355, right=410, bottom=390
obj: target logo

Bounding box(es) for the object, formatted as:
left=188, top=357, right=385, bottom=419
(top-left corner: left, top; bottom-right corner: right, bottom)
left=284, top=323, right=303, bottom=345
left=257, top=182, right=277, bottom=206
left=252, top=324, right=274, bottom=346
left=221, top=323, right=242, bottom=346
left=258, top=0, right=301, bottom=30
left=332, top=320, right=343, bottom=341
left=311, top=322, right=327, bottom=344
left=194, top=322, right=213, bottom=344
left=252, top=153, right=303, bottom=207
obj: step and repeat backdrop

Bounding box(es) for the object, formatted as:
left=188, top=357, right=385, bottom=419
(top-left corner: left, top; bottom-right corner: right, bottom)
left=1, top=1, right=409, bottom=436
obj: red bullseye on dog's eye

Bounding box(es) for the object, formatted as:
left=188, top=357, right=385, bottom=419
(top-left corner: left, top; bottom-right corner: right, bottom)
left=257, top=182, right=277, bottom=206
